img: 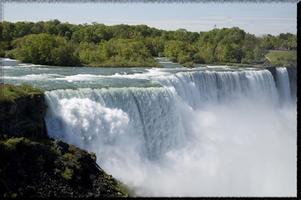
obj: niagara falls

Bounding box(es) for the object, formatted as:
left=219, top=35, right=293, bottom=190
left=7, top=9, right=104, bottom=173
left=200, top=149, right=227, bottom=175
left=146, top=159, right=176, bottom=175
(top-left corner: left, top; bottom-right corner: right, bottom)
left=1, top=1, right=297, bottom=197
left=2, top=58, right=297, bottom=196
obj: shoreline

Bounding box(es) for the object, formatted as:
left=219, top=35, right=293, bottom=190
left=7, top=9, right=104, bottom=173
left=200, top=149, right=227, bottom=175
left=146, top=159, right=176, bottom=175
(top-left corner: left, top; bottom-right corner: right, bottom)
left=2, top=57, right=296, bottom=69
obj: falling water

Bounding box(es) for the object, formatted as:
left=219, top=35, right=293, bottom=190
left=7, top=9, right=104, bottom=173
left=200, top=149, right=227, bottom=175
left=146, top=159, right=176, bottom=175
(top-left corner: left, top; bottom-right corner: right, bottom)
left=275, top=67, right=292, bottom=104
left=44, top=68, right=296, bottom=196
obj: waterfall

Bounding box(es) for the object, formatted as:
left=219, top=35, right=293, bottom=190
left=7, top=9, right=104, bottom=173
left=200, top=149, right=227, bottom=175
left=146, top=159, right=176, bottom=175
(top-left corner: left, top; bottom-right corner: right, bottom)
left=44, top=68, right=296, bottom=196
left=155, top=69, right=279, bottom=107
left=45, top=87, right=186, bottom=160
left=275, top=67, right=292, bottom=104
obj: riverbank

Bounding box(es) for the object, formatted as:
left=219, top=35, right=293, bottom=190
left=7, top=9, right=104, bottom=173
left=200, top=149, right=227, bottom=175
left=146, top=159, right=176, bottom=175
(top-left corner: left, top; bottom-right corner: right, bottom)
left=265, top=50, right=297, bottom=67
left=2, top=55, right=296, bottom=70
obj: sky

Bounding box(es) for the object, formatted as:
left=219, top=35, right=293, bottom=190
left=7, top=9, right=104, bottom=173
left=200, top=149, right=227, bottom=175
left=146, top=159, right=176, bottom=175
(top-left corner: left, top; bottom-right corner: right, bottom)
left=3, top=2, right=297, bottom=36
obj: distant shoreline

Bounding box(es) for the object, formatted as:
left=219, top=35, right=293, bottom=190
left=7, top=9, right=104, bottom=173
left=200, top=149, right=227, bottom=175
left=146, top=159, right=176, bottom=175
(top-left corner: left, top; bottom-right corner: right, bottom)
left=1, top=56, right=296, bottom=69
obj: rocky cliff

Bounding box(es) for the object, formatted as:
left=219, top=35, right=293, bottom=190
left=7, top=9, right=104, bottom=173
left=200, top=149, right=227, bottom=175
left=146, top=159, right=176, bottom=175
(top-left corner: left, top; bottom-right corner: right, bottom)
left=0, top=92, right=48, bottom=138
left=0, top=137, right=128, bottom=198
left=0, top=84, right=47, bottom=138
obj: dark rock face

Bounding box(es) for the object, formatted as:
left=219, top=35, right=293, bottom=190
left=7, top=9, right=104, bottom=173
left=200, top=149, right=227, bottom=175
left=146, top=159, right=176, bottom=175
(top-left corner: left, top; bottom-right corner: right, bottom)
left=0, top=137, right=128, bottom=198
left=0, top=94, right=48, bottom=138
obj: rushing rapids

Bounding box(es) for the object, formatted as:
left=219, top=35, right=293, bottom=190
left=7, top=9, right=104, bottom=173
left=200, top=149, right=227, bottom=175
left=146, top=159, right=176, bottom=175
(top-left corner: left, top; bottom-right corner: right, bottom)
left=3, top=59, right=296, bottom=196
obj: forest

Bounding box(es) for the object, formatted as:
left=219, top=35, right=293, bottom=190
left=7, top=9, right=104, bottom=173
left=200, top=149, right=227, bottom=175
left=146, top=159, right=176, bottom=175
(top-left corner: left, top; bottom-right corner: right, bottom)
left=0, top=20, right=297, bottom=67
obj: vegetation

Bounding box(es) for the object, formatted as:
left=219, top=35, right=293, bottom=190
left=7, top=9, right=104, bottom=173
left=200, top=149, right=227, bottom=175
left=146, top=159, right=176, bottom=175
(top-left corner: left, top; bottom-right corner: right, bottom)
left=0, top=137, right=129, bottom=197
left=265, top=50, right=297, bottom=67
left=0, top=83, right=43, bottom=102
left=0, top=20, right=297, bottom=67
left=7, top=34, right=79, bottom=66
left=78, top=39, right=158, bottom=67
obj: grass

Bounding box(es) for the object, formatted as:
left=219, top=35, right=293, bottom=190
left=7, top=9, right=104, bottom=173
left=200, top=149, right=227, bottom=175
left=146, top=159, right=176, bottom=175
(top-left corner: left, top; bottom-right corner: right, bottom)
left=0, top=83, right=43, bottom=102
left=265, top=50, right=297, bottom=67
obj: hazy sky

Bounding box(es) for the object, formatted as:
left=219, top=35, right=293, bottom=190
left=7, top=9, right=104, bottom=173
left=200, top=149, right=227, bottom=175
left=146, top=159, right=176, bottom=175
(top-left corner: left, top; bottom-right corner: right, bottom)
left=3, top=2, right=297, bottom=35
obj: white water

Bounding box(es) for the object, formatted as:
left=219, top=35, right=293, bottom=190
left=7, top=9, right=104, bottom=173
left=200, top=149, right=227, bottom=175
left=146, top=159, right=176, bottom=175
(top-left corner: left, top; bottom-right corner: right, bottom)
left=275, top=67, right=292, bottom=104
left=45, top=68, right=296, bottom=196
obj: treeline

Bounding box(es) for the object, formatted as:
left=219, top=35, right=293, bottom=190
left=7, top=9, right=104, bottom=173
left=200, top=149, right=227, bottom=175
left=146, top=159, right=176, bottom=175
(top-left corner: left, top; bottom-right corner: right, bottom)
left=0, top=20, right=297, bottom=67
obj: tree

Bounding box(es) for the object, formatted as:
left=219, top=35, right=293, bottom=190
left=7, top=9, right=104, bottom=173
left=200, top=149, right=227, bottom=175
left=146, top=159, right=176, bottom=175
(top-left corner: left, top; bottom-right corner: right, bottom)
left=0, top=20, right=296, bottom=67
left=10, top=33, right=79, bottom=66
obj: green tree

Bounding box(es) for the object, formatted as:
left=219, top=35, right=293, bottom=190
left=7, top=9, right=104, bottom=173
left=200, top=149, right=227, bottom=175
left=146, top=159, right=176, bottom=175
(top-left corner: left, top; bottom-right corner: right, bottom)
left=10, top=33, right=79, bottom=66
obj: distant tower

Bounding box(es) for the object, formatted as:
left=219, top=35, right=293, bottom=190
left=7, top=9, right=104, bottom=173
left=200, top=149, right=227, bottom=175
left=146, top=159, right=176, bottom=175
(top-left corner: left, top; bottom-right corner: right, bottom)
left=214, top=24, right=217, bottom=29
